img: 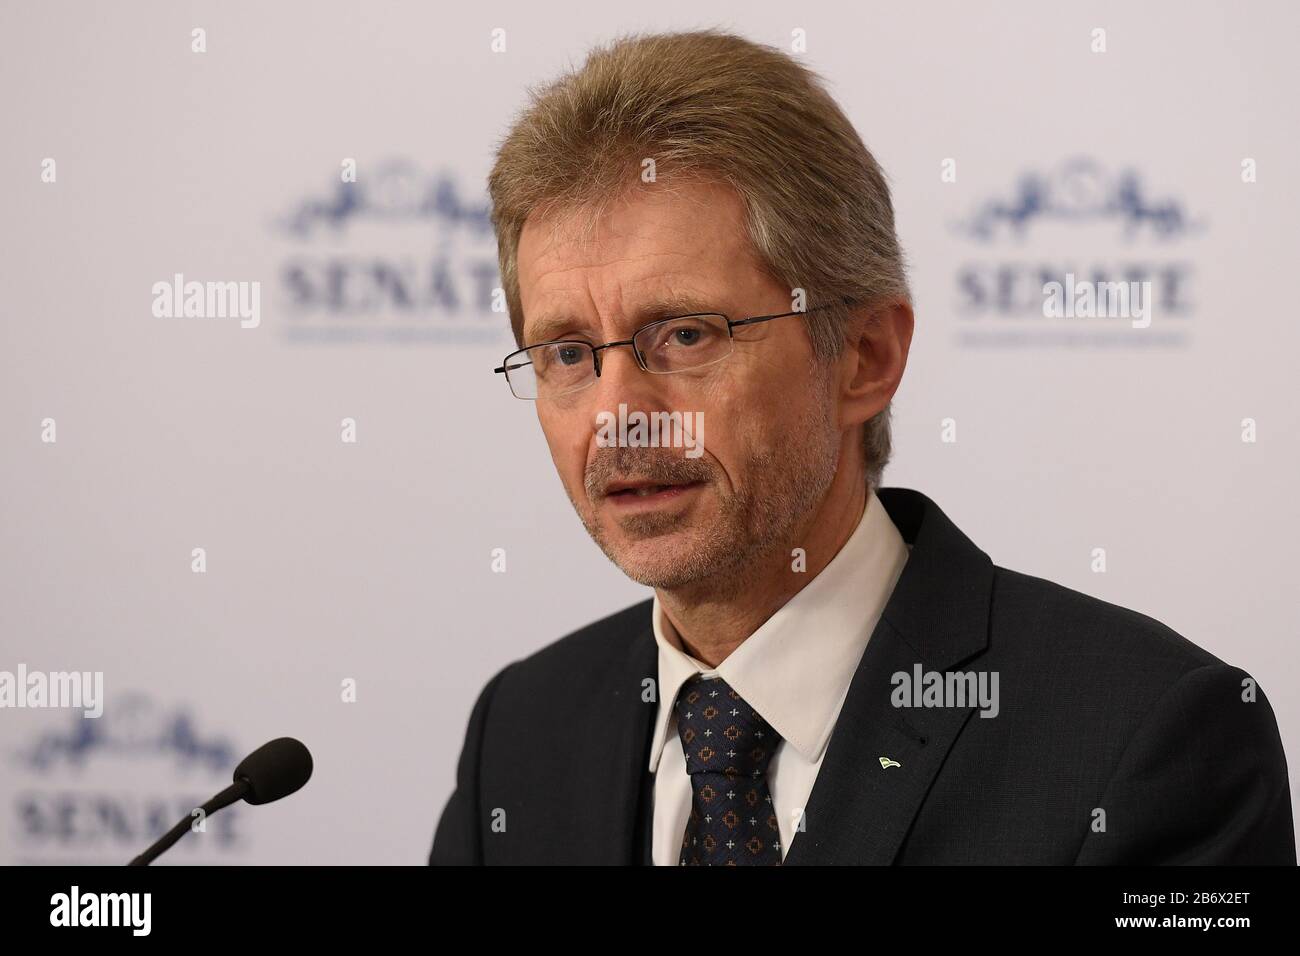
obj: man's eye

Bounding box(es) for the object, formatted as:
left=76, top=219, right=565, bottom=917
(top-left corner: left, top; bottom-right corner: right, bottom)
left=557, top=346, right=584, bottom=365
left=675, top=328, right=702, bottom=345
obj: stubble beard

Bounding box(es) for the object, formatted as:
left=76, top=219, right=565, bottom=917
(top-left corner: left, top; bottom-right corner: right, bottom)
left=569, top=394, right=841, bottom=597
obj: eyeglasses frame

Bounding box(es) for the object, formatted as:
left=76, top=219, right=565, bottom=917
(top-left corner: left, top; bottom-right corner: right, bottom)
left=493, top=299, right=848, bottom=400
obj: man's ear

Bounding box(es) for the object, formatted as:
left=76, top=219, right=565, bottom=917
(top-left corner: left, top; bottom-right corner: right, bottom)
left=837, top=298, right=913, bottom=430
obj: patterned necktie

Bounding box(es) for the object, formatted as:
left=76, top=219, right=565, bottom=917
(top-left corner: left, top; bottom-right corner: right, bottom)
left=674, top=673, right=783, bottom=865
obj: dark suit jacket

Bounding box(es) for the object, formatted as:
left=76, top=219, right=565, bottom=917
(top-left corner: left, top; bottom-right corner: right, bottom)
left=430, top=487, right=1295, bottom=864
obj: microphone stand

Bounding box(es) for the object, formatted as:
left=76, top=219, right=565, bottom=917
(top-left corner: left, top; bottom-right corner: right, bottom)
left=128, top=779, right=250, bottom=866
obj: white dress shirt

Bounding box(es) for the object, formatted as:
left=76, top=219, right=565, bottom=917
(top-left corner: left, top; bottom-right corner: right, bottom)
left=649, top=487, right=910, bottom=864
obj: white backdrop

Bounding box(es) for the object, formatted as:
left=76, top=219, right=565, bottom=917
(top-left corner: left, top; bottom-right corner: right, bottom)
left=2, top=0, right=1297, bottom=864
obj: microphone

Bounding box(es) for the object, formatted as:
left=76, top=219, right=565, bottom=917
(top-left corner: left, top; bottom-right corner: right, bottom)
left=128, top=736, right=313, bottom=866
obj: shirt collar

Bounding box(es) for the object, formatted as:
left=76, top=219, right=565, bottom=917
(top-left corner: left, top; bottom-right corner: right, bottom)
left=648, top=486, right=909, bottom=772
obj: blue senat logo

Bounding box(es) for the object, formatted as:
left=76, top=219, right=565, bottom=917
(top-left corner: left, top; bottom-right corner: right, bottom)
left=272, top=159, right=505, bottom=345
left=18, top=693, right=234, bottom=772
left=955, top=156, right=1202, bottom=242
left=951, top=157, right=1205, bottom=348
left=10, top=694, right=243, bottom=860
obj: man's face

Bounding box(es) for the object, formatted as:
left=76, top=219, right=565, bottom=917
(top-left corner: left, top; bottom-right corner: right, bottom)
left=515, top=178, right=843, bottom=592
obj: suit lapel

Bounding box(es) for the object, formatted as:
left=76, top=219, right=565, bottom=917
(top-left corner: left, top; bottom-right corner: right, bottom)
left=784, top=488, right=994, bottom=865
left=592, top=620, right=657, bottom=864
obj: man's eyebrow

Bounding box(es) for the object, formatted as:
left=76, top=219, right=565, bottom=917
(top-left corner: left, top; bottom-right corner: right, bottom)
left=521, top=315, right=583, bottom=345
left=522, top=294, right=725, bottom=345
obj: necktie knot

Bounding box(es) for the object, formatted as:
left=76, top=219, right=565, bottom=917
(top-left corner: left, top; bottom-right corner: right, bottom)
left=674, top=673, right=780, bottom=780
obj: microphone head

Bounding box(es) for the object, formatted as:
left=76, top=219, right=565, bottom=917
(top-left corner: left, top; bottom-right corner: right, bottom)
left=234, top=737, right=313, bottom=805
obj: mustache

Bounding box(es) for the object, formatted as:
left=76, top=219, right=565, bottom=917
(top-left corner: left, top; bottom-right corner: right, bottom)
left=585, top=446, right=713, bottom=499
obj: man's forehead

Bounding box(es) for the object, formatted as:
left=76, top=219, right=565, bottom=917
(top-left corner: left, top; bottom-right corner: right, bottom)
left=516, top=181, right=753, bottom=342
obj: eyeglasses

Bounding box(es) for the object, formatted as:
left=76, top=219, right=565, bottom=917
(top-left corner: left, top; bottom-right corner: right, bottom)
left=494, top=302, right=842, bottom=401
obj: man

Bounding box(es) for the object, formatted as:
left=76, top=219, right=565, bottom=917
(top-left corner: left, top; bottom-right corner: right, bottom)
left=429, top=30, right=1294, bottom=865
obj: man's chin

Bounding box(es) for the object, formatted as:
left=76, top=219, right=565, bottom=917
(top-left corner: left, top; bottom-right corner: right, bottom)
left=604, top=534, right=709, bottom=589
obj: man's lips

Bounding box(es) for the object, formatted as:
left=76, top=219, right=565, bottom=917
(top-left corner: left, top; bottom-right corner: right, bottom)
left=603, top=479, right=706, bottom=504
